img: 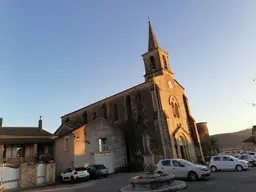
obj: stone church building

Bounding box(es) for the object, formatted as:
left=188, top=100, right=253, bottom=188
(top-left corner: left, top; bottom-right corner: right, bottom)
left=55, top=21, right=204, bottom=171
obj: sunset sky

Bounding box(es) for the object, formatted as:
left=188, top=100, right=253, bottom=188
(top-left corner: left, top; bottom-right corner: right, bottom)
left=0, top=0, right=255, bottom=135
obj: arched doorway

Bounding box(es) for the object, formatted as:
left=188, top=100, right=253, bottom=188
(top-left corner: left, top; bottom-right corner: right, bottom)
left=177, top=135, right=190, bottom=160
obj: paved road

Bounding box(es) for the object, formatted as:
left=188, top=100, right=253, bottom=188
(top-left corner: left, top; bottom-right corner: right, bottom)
left=25, top=168, right=256, bottom=192
left=184, top=168, right=256, bottom=192
left=24, top=173, right=139, bottom=192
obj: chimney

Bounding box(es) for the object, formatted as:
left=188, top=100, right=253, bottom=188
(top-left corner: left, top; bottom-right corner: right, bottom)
left=38, top=116, right=42, bottom=130
left=0, top=118, right=2, bottom=128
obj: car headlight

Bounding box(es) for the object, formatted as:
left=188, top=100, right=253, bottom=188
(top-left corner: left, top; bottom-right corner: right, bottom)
left=200, top=168, right=208, bottom=171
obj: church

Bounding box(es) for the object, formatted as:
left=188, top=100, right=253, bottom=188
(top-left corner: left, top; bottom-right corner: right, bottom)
left=54, top=21, right=205, bottom=172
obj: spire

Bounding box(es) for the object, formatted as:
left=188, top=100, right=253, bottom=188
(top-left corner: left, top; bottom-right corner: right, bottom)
left=148, top=20, right=159, bottom=51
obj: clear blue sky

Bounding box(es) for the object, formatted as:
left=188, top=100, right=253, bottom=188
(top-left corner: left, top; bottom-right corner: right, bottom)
left=0, top=0, right=255, bottom=135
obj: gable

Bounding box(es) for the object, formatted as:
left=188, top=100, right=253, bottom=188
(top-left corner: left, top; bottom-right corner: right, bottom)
left=54, top=122, right=82, bottom=137
left=84, top=117, right=122, bottom=137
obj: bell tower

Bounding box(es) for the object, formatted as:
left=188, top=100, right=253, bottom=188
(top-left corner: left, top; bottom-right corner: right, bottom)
left=142, top=21, right=173, bottom=81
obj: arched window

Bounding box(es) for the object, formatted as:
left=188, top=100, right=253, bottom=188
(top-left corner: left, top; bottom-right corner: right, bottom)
left=171, top=102, right=176, bottom=117
left=82, top=111, right=88, bottom=124
left=170, top=97, right=180, bottom=118
left=137, top=91, right=143, bottom=111
left=92, top=112, right=96, bottom=120
left=175, top=103, right=180, bottom=118
left=149, top=56, right=156, bottom=70
left=162, top=55, right=168, bottom=69
left=125, top=96, right=132, bottom=121
left=101, top=104, right=107, bottom=119
left=113, top=104, right=118, bottom=121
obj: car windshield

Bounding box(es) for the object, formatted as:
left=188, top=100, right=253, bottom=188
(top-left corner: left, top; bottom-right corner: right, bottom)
left=75, top=167, right=87, bottom=171
left=96, top=164, right=107, bottom=169
left=179, top=159, right=194, bottom=166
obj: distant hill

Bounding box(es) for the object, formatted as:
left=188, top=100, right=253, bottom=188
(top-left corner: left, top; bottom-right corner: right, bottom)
left=210, top=128, right=252, bottom=148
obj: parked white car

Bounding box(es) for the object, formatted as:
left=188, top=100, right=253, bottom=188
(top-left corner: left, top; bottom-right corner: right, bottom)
left=156, top=159, right=210, bottom=181
left=236, top=154, right=256, bottom=167
left=61, top=167, right=90, bottom=183
left=247, top=152, right=256, bottom=159
left=209, top=155, right=249, bottom=172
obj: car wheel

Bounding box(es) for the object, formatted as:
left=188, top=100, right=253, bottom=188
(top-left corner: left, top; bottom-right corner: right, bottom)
left=104, top=175, right=108, bottom=178
left=86, top=176, right=90, bottom=181
left=249, top=162, right=253, bottom=167
left=236, top=165, right=243, bottom=171
left=188, top=171, right=198, bottom=181
left=70, top=176, right=76, bottom=184
left=157, top=171, right=163, bottom=174
left=210, top=166, right=217, bottom=172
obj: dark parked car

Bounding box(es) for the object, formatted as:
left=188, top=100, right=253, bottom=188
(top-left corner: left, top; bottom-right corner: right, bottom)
left=85, top=164, right=109, bottom=179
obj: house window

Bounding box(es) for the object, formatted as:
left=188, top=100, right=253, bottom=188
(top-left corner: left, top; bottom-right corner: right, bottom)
left=16, top=145, right=25, bottom=157
left=99, top=138, right=107, bottom=152
left=101, top=104, right=107, bottom=119
left=92, top=112, right=97, bottom=120
left=149, top=56, right=156, bottom=70
left=162, top=55, right=168, bottom=69
left=64, top=136, right=70, bottom=151
left=66, top=118, right=69, bottom=122
left=113, top=104, right=118, bottom=121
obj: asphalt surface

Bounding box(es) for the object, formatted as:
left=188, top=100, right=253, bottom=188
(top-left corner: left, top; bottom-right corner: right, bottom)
left=25, top=167, right=256, bottom=192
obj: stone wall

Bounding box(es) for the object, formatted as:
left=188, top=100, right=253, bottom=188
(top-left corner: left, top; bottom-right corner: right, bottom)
left=84, top=117, right=127, bottom=171
left=60, top=82, right=160, bottom=171
left=19, top=162, right=56, bottom=189
left=0, top=185, right=3, bottom=192
left=197, top=122, right=212, bottom=161
left=19, top=163, right=36, bottom=189
left=46, top=163, right=56, bottom=184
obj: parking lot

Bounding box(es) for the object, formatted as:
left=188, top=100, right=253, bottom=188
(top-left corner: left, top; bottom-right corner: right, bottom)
left=25, top=167, right=256, bottom=192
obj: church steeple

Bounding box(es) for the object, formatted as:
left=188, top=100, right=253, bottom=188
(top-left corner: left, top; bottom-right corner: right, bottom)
left=142, top=20, right=173, bottom=82
left=148, top=21, right=159, bottom=51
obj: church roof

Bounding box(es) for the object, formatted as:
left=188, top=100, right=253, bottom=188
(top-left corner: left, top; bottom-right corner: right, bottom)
left=148, top=21, right=159, bottom=51
left=61, top=81, right=148, bottom=118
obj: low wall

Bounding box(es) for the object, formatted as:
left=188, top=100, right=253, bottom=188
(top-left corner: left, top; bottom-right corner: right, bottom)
left=46, top=163, right=56, bottom=184
left=19, top=163, right=36, bottom=188
left=0, top=185, right=3, bottom=192
left=19, top=162, right=56, bottom=189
